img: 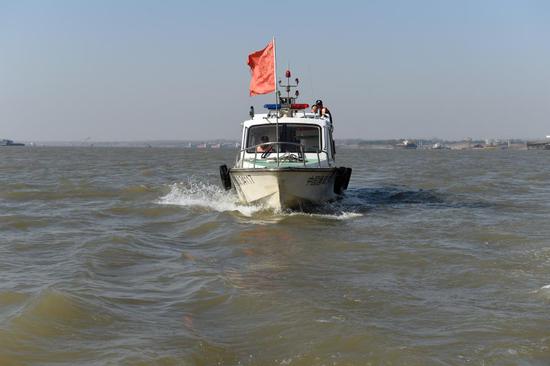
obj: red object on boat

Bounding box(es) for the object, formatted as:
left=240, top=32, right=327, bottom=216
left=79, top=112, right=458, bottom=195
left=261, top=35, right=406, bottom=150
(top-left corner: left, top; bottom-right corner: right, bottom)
left=291, top=103, right=309, bottom=109
left=285, top=70, right=291, bottom=78
left=247, top=40, right=276, bottom=96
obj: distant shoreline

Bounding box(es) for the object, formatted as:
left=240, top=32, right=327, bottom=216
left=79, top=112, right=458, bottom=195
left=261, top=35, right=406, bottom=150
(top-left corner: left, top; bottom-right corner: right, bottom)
left=13, top=138, right=546, bottom=150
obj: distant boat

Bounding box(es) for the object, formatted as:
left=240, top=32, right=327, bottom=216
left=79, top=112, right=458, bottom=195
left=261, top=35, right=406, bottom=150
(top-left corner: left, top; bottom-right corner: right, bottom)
left=196, top=143, right=207, bottom=149
left=0, top=139, right=25, bottom=146
left=210, top=143, right=221, bottom=149
left=431, top=143, right=450, bottom=150
left=395, top=139, right=417, bottom=149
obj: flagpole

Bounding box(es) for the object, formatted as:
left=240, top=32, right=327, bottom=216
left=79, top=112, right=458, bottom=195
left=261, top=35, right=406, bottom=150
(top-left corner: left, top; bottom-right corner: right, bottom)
left=273, top=36, right=279, bottom=165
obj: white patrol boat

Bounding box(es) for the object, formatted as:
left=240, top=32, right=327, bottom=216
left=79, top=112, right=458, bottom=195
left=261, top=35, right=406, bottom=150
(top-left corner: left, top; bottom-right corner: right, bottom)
left=219, top=70, right=351, bottom=210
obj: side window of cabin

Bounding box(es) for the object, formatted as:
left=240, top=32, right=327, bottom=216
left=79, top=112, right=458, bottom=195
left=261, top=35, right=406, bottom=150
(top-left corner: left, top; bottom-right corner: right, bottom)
left=242, top=128, right=248, bottom=150
left=329, top=129, right=336, bottom=158
left=289, top=126, right=320, bottom=153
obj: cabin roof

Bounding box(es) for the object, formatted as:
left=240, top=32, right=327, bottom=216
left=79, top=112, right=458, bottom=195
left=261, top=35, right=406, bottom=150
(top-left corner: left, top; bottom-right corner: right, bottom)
left=242, top=113, right=332, bottom=129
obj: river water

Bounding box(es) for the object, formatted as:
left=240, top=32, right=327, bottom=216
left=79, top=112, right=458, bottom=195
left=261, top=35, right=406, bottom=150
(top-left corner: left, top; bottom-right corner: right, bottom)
left=1, top=147, right=549, bottom=365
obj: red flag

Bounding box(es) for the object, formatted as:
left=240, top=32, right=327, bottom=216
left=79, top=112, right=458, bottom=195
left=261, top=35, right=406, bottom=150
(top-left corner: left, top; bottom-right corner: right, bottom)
left=247, top=40, right=275, bottom=96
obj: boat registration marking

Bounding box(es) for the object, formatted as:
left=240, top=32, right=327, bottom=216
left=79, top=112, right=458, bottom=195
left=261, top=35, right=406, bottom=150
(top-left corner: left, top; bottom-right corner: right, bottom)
left=234, top=175, right=255, bottom=185
left=307, top=175, right=331, bottom=185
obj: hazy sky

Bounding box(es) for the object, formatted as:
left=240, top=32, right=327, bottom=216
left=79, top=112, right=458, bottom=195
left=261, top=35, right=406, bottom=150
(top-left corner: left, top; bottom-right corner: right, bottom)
left=1, top=0, right=549, bottom=141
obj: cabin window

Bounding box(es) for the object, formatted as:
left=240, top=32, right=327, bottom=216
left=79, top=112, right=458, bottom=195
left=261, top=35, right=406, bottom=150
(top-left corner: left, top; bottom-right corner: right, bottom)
left=329, top=129, right=336, bottom=158
left=246, top=124, right=321, bottom=153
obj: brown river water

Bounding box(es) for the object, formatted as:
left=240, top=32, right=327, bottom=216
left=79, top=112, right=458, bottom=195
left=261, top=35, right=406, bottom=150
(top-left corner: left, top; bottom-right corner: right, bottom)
left=1, top=147, right=550, bottom=365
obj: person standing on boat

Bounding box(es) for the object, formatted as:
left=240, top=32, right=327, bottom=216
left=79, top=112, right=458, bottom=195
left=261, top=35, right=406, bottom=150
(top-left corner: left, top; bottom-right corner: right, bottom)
left=311, top=100, right=332, bottom=123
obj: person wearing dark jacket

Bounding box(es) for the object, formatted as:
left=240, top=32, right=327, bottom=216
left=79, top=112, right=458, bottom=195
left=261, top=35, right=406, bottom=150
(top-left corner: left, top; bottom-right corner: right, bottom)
left=311, top=99, right=332, bottom=123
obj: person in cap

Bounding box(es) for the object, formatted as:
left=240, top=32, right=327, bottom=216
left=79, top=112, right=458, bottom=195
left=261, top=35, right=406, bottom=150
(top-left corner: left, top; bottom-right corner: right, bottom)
left=311, top=100, right=332, bottom=123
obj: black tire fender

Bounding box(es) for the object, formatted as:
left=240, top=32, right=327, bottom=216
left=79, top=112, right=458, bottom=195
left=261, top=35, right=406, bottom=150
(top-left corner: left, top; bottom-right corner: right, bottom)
left=333, top=167, right=347, bottom=194
left=219, top=164, right=231, bottom=190
left=342, top=167, right=352, bottom=191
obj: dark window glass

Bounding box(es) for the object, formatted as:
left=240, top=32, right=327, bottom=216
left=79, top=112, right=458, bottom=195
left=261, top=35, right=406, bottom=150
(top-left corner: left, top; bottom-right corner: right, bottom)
left=246, top=124, right=321, bottom=153
left=329, top=129, right=336, bottom=158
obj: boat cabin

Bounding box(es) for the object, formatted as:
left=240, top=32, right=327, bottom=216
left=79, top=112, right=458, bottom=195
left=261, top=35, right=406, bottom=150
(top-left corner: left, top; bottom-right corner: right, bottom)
left=236, top=111, right=336, bottom=169
left=235, top=70, right=336, bottom=169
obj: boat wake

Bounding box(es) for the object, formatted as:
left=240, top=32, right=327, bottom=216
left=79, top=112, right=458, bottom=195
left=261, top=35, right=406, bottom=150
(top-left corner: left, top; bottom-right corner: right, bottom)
left=282, top=186, right=442, bottom=215
left=342, top=186, right=444, bottom=209
left=158, top=181, right=265, bottom=217
left=157, top=181, right=362, bottom=219
left=157, top=183, right=451, bottom=220
left=285, top=210, right=363, bottom=220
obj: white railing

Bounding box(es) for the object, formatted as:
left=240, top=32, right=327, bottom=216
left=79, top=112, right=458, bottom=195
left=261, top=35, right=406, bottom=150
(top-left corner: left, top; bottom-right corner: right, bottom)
left=234, top=142, right=330, bottom=168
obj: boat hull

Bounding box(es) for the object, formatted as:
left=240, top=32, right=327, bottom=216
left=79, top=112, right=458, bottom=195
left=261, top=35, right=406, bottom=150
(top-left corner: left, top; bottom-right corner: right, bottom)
left=229, top=168, right=338, bottom=210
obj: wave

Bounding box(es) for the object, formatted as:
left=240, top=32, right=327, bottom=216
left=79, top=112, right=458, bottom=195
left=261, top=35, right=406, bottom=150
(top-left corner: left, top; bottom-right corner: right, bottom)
left=0, top=289, right=113, bottom=346
left=0, top=215, right=52, bottom=230
left=157, top=181, right=264, bottom=217
left=278, top=187, right=443, bottom=218
left=156, top=182, right=459, bottom=220
left=157, top=181, right=363, bottom=220
left=345, top=187, right=444, bottom=207
left=1, top=183, right=158, bottom=202
left=0, top=289, right=115, bottom=364
left=286, top=211, right=363, bottom=220
left=535, top=285, right=550, bottom=301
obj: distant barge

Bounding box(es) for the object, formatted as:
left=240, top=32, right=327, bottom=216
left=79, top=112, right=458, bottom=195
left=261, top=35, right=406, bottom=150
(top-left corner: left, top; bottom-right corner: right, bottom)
left=526, top=141, right=550, bottom=150
left=526, top=136, right=550, bottom=150
left=0, top=139, right=25, bottom=146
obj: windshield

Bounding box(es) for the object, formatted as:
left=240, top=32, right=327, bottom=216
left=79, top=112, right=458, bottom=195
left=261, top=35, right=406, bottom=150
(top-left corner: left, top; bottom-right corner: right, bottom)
left=246, top=124, right=321, bottom=153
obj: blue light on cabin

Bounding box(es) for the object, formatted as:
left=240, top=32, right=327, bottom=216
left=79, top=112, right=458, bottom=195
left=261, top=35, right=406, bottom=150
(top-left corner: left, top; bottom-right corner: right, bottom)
left=264, top=104, right=281, bottom=110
